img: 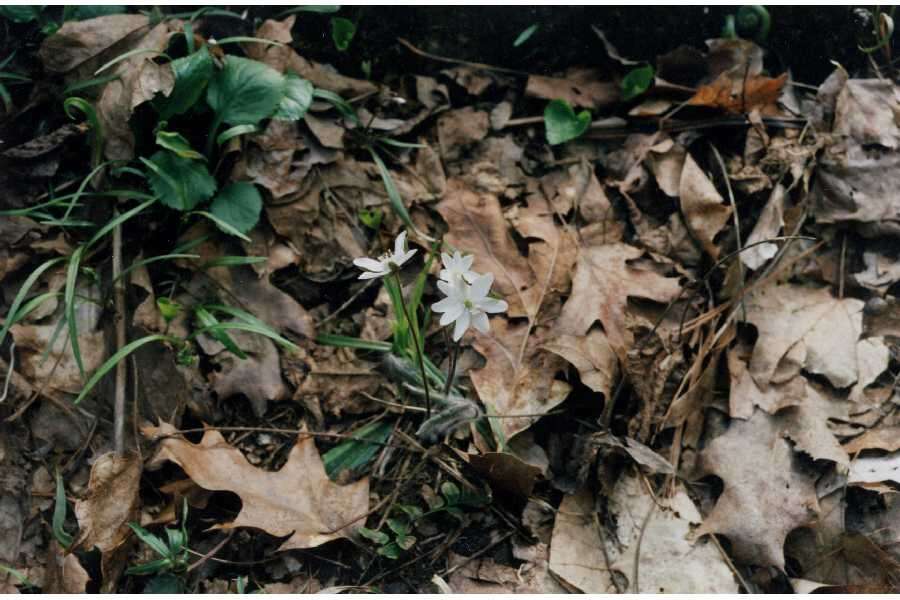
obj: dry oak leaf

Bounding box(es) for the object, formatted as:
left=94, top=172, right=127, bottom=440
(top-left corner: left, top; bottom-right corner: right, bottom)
left=678, top=152, right=733, bottom=259
left=39, top=14, right=150, bottom=73
left=543, top=330, right=618, bottom=399
left=696, top=409, right=820, bottom=569
left=525, top=67, right=619, bottom=109
left=146, top=426, right=368, bottom=550
left=74, top=452, right=142, bottom=555
left=558, top=242, right=682, bottom=360
left=471, top=317, right=571, bottom=440
left=609, top=474, right=738, bottom=593
left=744, top=283, right=864, bottom=389
left=688, top=72, right=788, bottom=114
left=548, top=489, right=617, bottom=593
left=44, top=541, right=90, bottom=594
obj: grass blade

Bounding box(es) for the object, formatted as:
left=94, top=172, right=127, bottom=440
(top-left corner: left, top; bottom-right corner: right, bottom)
left=64, top=247, right=86, bottom=379
left=315, top=333, right=391, bottom=352
left=194, top=306, right=247, bottom=359
left=369, top=148, right=416, bottom=233
left=0, top=257, right=65, bottom=347
left=75, top=335, right=173, bottom=404
left=53, top=472, right=74, bottom=549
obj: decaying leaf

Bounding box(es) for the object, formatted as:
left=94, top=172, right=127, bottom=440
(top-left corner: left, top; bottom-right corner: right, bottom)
left=688, top=72, right=787, bottom=114
left=609, top=474, right=739, bottom=593
left=543, top=330, right=618, bottom=399
left=697, top=409, right=820, bottom=569
left=548, top=489, right=616, bottom=593
left=44, top=541, right=90, bottom=594
left=145, top=426, right=369, bottom=550
left=74, top=452, right=142, bottom=553
left=526, top=67, right=618, bottom=109
left=447, top=550, right=564, bottom=593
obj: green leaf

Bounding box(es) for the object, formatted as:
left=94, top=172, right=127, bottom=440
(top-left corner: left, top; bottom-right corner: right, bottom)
left=358, top=527, right=390, bottom=545
left=315, top=334, right=391, bottom=352
left=209, top=182, right=262, bottom=236
left=513, top=23, right=539, bottom=47
left=156, top=297, right=182, bottom=322
left=207, top=55, right=284, bottom=126
left=386, top=518, right=409, bottom=537
left=395, top=534, right=417, bottom=550
left=322, top=420, right=392, bottom=478
left=273, top=73, right=313, bottom=121
left=191, top=211, right=251, bottom=242
left=129, top=523, right=172, bottom=559
left=75, top=335, right=174, bottom=404
left=0, top=6, right=42, bottom=23
left=277, top=5, right=341, bottom=16
left=143, top=151, right=216, bottom=211
left=53, top=472, right=74, bottom=549
left=143, top=572, right=185, bottom=593
left=126, top=558, right=173, bottom=576
left=65, top=5, right=126, bottom=21
left=544, top=99, right=591, bottom=146
left=331, top=17, right=356, bottom=51
left=358, top=208, right=382, bottom=230
left=369, top=148, right=416, bottom=232
left=620, top=64, right=655, bottom=102
left=216, top=124, right=257, bottom=146
left=376, top=542, right=401, bottom=560
left=156, top=130, right=204, bottom=160
left=440, top=481, right=461, bottom=505
left=64, top=247, right=86, bottom=379
left=156, top=48, right=214, bottom=120
left=396, top=504, right=424, bottom=521
left=195, top=306, right=247, bottom=359
left=0, top=257, right=65, bottom=348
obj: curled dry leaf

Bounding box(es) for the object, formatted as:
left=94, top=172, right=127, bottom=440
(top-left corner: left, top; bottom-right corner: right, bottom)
left=678, top=153, right=732, bottom=259
left=145, top=426, right=369, bottom=550
left=543, top=330, right=618, bottom=399
left=44, top=541, right=90, bottom=594
left=525, top=67, right=618, bottom=109
left=39, top=14, right=149, bottom=74
left=742, top=183, right=786, bottom=270
left=697, top=409, right=820, bottom=569
left=447, top=550, right=565, bottom=593
left=74, top=452, right=142, bottom=553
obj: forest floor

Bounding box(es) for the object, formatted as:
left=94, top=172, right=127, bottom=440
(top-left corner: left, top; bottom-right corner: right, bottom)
left=1, top=5, right=900, bottom=594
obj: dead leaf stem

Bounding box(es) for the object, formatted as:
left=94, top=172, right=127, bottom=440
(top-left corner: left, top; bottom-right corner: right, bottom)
left=112, top=207, right=127, bottom=456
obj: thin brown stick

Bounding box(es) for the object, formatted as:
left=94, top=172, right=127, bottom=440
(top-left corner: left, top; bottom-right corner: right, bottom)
left=397, top=37, right=528, bottom=76
left=186, top=531, right=234, bottom=573
left=112, top=208, right=127, bottom=456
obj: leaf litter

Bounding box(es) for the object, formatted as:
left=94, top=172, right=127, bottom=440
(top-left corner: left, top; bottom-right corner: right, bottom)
left=3, top=5, right=900, bottom=594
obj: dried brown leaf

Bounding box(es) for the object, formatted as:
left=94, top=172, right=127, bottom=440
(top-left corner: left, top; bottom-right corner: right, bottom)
left=526, top=67, right=618, bottom=109
left=679, top=153, right=732, bottom=259
left=697, top=409, right=820, bottom=568
left=74, top=452, right=142, bottom=555
left=146, top=427, right=368, bottom=550
left=548, top=489, right=616, bottom=593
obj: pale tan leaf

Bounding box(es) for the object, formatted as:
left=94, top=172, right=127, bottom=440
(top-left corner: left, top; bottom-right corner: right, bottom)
left=146, top=427, right=369, bottom=550
left=525, top=67, right=618, bottom=109
left=44, top=541, right=90, bottom=593
left=543, top=330, right=618, bottom=398
left=548, top=489, right=616, bottom=593
left=697, top=409, right=820, bottom=569
left=609, top=474, right=739, bottom=593
left=679, top=153, right=732, bottom=259
left=742, top=183, right=785, bottom=270
left=39, top=14, right=150, bottom=73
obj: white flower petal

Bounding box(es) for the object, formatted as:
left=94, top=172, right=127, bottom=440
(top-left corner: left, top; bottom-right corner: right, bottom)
left=471, top=311, right=490, bottom=333
left=469, top=273, right=494, bottom=300
left=353, top=257, right=384, bottom=272
left=432, top=296, right=459, bottom=313
left=398, top=248, right=417, bottom=265
left=439, top=302, right=464, bottom=326
left=394, top=230, right=408, bottom=256
left=461, top=254, right=475, bottom=270
left=358, top=270, right=386, bottom=280
left=452, top=310, right=471, bottom=341
left=441, top=252, right=453, bottom=269
left=478, top=297, right=508, bottom=313
left=437, top=278, right=465, bottom=300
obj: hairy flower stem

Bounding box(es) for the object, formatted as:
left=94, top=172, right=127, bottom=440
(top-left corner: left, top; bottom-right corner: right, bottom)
left=443, top=339, right=460, bottom=398
left=394, top=271, right=431, bottom=418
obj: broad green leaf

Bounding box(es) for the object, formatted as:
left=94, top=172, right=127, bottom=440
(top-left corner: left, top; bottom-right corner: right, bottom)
left=377, top=542, right=401, bottom=559
left=143, top=150, right=216, bottom=211
left=386, top=518, right=409, bottom=536
left=273, top=73, right=313, bottom=121
left=322, top=420, right=392, bottom=478
left=0, top=6, right=42, bottom=23
left=620, top=64, right=655, bottom=102
left=156, top=47, right=214, bottom=120
left=358, top=527, right=390, bottom=545
left=331, top=17, right=356, bottom=51
left=207, top=56, right=284, bottom=126
left=209, top=182, right=262, bottom=235
left=156, top=130, right=204, bottom=160
left=513, top=23, right=539, bottom=47
left=543, top=99, right=591, bottom=145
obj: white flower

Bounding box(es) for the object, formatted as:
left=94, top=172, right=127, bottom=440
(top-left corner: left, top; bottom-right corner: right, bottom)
left=439, top=250, right=477, bottom=284
left=353, top=231, right=417, bottom=280
left=432, top=273, right=508, bottom=341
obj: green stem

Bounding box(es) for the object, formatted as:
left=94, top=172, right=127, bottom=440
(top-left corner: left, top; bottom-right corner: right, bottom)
left=394, top=271, right=431, bottom=418
left=205, top=113, right=224, bottom=159
left=443, top=339, right=460, bottom=399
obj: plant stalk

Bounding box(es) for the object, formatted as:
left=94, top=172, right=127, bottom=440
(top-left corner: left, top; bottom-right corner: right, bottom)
left=394, top=271, right=431, bottom=418
left=443, top=339, right=460, bottom=399
left=112, top=208, right=127, bottom=456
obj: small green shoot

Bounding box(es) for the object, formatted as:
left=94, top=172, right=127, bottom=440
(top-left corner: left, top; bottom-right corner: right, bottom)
left=620, top=64, right=655, bottom=102
left=53, top=471, right=74, bottom=549
left=513, top=23, right=539, bottom=47
left=358, top=208, right=383, bottom=230
left=543, top=99, right=591, bottom=145
left=331, top=17, right=356, bottom=51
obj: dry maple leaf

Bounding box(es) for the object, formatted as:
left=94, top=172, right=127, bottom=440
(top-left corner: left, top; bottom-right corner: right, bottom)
left=688, top=72, right=787, bottom=114
left=146, top=426, right=368, bottom=550
left=548, top=489, right=617, bottom=593
left=696, top=409, right=820, bottom=569
left=558, top=242, right=682, bottom=360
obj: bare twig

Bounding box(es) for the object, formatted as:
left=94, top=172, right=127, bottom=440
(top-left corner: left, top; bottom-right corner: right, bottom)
left=113, top=208, right=127, bottom=456
left=0, top=341, right=15, bottom=404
